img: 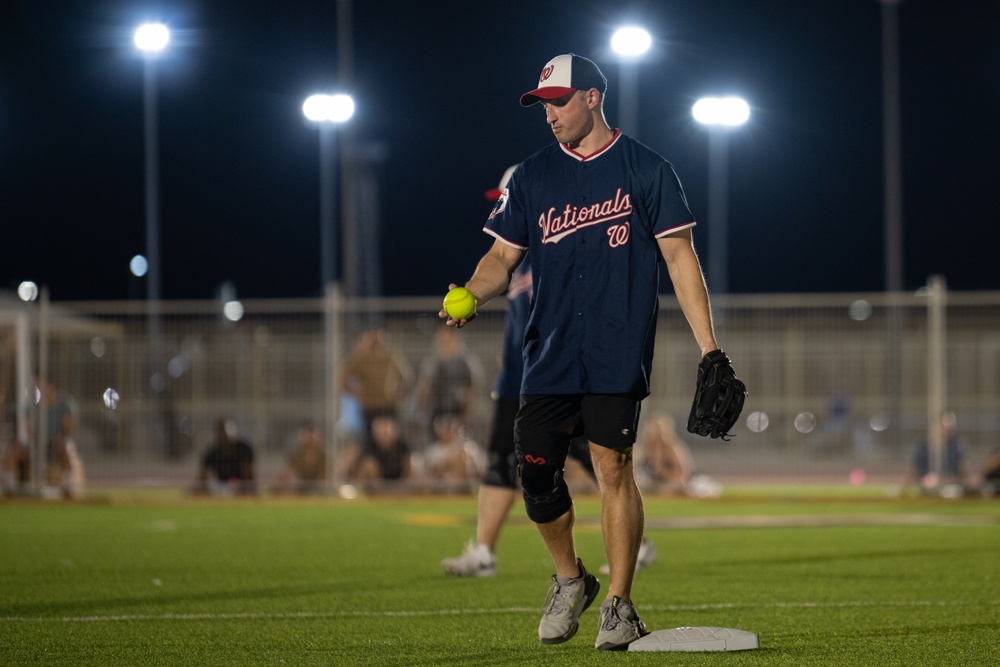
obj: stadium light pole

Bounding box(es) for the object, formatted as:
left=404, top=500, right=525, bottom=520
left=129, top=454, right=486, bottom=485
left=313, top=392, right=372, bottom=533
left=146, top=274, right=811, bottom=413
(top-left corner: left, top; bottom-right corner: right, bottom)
left=134, top=23, right=169, bottom=307
left=610, top=26, right=652, bottom=139
left=693, top=96, right=750, bottom=296
left=302, top=93, right=355, bottom=292
left=303, top=93, right=355, bottom=495
left=135, top=22, right=170, bottom=456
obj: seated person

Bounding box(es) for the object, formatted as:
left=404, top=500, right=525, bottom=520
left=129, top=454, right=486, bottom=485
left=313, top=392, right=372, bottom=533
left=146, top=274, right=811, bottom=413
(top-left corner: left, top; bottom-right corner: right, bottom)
left=340, top=415, right=411, bottom=492
left=900, top=412, right=966, bottom=494
left=193, top=418, right=256, bottom=495
left=2, top=438, right=32, bottom=497
left=977, top=446, right=1000, bottom=496
left=634, top=413, right=694, bottom=495
left=422, top=415, right=481, bottom=493
left=273, top=422, right=327, bottom=495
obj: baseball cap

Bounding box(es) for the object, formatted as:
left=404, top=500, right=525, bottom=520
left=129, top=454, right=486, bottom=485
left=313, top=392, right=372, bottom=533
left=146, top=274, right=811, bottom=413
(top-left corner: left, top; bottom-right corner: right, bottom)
left=484, top=164, right=518, bottom=201
left=519, top=53, right=608, bottom=107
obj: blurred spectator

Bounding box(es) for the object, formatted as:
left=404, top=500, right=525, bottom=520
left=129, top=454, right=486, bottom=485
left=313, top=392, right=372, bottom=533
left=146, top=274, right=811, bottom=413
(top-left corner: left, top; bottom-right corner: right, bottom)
left=415, top=325, right=484, bottom=441
left=634, top=413, right=694, bottom=495
left=273, top=422, right=327, bottom=495
left=339, top=415, right=412, bottom=492
left=421, top=415, right=482, bottom=493
left=35, top=377, right=84, bottom=499
left=978, top=446, right=1000, bottom=497
left=194, top=418, right=256, bottom=495
left=1, top=437, right=31, bottom=497
left=901, top=412, right=967, bottom=495
left=337, top=393, right=365, bottom=454
left=339, top=326, right=413, bottom=450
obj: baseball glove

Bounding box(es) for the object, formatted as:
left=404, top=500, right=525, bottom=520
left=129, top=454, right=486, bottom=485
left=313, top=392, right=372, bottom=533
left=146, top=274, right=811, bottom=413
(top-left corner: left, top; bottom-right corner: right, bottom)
left=687, top=349, right=747, bottom=440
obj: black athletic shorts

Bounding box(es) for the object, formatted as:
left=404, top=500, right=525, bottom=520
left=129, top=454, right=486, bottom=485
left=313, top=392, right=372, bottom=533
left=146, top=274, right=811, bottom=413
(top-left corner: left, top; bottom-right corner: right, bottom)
left=515, top=394, right=641, bottom=459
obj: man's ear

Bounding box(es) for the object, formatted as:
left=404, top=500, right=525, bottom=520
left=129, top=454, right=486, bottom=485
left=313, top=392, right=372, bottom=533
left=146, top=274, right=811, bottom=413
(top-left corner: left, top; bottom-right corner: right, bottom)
left=586, top=89, right=601, bottom=109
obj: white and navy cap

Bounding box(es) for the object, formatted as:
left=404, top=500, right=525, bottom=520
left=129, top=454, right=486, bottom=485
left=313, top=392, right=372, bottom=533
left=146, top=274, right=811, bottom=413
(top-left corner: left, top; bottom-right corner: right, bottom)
left=519, top=53, right=608, bottom=107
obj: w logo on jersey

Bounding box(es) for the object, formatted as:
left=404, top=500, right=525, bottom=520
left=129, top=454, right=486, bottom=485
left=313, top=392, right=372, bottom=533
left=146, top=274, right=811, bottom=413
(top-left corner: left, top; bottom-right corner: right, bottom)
left=488, top=188, right=509, bottom=220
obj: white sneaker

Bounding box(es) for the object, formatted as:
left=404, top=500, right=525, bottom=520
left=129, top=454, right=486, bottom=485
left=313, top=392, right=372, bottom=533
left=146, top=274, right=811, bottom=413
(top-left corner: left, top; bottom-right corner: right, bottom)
left=442, top=541, right=496, bottom=577
left=636, top=538, right=658, bottom=570
left=599, top=538, right=657, bottom=575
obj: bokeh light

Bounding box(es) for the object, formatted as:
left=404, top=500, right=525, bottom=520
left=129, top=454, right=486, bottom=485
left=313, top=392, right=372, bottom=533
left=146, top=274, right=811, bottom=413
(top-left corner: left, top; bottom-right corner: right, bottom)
left=870, top=414, right=889, bottom=432
left=849, top=299, right=873, bottom=321
left=130, top=255, right=149, bottom=277
left=17, top=281, right=39, bottom=302
left=794, top=412, right=817, bottom=434
left=746, top=410, right=769, bottom=433
left=223, top=300, right=244, bottom=322
left=90, top=337, right=106, bottom=358
left=103, top=387, right=121, bottom=410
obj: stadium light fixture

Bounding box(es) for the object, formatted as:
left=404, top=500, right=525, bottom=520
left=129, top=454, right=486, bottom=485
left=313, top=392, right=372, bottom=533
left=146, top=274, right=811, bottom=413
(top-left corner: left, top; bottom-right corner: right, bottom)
left=133, top=23, right=170, bottom=53
left=611, top=26, right=652, bottom=58
left=692, top=96, right=750, bottom=127
left=302, top=94, right=355, bottom=124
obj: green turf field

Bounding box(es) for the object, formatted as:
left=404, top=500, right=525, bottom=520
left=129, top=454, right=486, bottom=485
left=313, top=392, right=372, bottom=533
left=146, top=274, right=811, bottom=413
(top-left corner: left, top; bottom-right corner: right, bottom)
left=2, top=489, right=998, bottom=666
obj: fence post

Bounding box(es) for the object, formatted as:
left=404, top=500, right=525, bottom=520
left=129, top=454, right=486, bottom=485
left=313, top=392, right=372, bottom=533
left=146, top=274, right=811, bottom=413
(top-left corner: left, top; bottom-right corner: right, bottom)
left=926, top=275, right=947, bottom=486
left=325, top=283, right=343, bottom=489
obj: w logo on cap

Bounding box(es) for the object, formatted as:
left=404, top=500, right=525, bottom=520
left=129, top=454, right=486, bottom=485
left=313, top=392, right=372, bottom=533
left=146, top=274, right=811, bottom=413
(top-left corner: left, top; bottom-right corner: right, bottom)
left=539, top=65, right=554, bottom=83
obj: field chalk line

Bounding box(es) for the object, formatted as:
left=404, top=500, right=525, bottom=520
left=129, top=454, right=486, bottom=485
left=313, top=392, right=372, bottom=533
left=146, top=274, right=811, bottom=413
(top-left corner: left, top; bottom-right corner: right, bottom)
left=3, top=599, right=998, bottom=624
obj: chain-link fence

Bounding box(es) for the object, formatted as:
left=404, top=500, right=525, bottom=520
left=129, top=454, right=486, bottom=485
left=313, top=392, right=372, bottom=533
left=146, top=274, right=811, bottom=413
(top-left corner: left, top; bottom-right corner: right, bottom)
left=3, top=284, right=999, bottom=494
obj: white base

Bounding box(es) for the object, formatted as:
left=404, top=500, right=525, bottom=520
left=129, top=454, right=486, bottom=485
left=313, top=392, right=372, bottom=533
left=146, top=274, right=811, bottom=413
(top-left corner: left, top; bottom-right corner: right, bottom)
left=628, top=626, right=759, bottom=652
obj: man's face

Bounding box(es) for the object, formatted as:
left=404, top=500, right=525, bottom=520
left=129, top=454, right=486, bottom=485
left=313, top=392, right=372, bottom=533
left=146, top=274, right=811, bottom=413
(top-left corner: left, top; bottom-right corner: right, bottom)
left=541, top=90, right=594, bottom=146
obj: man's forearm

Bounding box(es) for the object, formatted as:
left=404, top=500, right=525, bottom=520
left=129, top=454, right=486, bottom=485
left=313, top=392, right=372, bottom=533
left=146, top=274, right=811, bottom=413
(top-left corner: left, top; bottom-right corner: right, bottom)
left=662, top=236, right=719, bottom=356
left=464, top=241, right=524, bottom=306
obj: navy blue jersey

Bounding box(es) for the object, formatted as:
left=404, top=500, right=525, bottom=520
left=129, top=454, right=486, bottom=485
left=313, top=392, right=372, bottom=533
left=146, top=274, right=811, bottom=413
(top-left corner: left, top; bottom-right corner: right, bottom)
left=495, top=260, right=532, bottom=402
left=484, top=131, right=695, bottom=397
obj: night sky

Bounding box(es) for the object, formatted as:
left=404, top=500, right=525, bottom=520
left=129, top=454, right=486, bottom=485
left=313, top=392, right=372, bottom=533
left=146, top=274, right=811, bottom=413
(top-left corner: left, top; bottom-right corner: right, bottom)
left=1, top=0, right=998, bottom=301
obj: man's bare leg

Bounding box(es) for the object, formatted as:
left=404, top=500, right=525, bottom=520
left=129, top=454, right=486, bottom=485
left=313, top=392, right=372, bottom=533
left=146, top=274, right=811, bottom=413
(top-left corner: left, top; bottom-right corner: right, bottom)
left=477, top=485, right=518, bottom=552
left=590, top=442, right=643, bottom=601
left=536, top=505, right=581, bottom=578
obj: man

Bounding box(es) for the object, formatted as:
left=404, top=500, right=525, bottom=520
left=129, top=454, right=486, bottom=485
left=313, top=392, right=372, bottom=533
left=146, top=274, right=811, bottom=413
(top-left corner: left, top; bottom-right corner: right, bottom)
left=196, top=418, right=256, bottom=495
left=901, top=412, right=967, bottom=494
left=442, top=166, right=656, bottom=578
left=273, top=422, right=327, bottom=495
left=415, top=325, right=483, bottom=441
left=439, top=53, right=727, bottom=651
left=339, top=326, right=412, bottom=449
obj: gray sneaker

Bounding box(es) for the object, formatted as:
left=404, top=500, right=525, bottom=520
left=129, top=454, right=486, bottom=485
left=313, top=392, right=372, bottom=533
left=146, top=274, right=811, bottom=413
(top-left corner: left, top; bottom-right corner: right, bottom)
left=538, top=559, right=601, bottom=645
left=595, top=596, right=649, bottom=651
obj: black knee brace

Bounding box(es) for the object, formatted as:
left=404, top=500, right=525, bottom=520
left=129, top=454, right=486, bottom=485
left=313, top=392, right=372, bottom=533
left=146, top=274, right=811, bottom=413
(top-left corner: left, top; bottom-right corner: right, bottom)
left=518, top=456, right=572, bottom=524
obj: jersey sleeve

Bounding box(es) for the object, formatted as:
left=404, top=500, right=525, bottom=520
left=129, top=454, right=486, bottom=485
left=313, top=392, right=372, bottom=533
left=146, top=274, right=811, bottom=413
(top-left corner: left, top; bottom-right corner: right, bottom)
left=648, top=160, right=697, bottom=238
left=484, top=166, right=530, bottom=249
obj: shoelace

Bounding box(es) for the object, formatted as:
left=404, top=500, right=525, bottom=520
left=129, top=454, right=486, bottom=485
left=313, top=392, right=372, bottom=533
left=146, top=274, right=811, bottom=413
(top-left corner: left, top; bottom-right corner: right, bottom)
left=602, top=600, right=641, bottom=632
left=543, top=578, right=573, bottom=615
left=601, top=605, right=623, bottom=631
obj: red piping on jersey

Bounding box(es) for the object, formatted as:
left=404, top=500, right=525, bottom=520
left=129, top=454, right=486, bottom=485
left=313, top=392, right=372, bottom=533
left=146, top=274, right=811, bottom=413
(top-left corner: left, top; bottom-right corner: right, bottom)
left=559, top=129, right=622, bottom=162
left=654, top=220, right=697, bottom=237
left=483, top=227, right=528, bottom=251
